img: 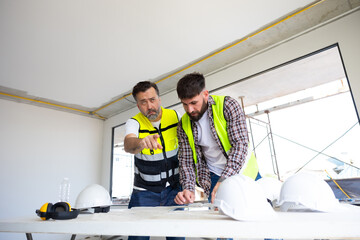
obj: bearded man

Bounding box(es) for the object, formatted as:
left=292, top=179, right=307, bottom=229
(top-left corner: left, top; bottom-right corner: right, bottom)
left=124, top=81, right=183, bottom=240
left=174, top=73, right=260, bottom=205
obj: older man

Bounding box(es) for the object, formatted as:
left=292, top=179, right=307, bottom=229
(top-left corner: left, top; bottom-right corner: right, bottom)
left=124, top=81, right=183, bottom=240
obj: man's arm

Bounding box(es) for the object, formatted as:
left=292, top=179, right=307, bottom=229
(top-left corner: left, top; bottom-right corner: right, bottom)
left=209, top=98, right=248, bottom=203
left=210, top=176, right=226, bottom=203
left=124, top=133, right=162, bottom=154
left=222, top=96, right=249, bottom=177
left=174, top=121, right=198, bottom=205
left=177, top=121, right=197, bottom=193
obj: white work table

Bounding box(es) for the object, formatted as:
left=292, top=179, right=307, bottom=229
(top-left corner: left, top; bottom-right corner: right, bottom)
left=1, top=205, right=360, bottom=239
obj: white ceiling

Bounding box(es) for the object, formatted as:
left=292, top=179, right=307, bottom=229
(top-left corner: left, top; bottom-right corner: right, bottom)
left=0, top=0, right=358, bottom=119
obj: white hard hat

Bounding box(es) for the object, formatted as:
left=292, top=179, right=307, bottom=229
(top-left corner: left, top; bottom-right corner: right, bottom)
left=74, top=184, right=112, bottom=212
left=213, top=174, right=276, bottom=221
left=277, top=172, right=344, bottom=212
left=256, top=177, right=283, bottom=203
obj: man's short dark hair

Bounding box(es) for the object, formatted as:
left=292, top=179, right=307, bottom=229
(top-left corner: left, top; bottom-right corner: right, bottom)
left=132, top=81, right=159, bottom=101
left=176, top=72, right=205, bottom=99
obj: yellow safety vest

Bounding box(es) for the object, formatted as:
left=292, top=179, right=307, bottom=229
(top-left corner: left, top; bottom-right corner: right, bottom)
left=132, top=107, right=180, bottom=192
left=134, top=107, right=178, bottom=156
left=181, top=95, right=260, bottom=180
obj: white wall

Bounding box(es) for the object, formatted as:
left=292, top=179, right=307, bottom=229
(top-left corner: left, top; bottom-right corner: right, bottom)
left=0, top=99, right=104, bottom=240
left=102, top=9, right=360, bottom=189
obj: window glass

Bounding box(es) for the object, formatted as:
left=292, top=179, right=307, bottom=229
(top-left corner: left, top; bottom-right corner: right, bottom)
left=111, top=125, right=134, bottom=205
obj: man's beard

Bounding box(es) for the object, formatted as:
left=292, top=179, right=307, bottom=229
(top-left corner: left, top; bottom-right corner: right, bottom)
left=146, top=107, right=161, bottom=121
left=188, top=99, right=207, bottom=122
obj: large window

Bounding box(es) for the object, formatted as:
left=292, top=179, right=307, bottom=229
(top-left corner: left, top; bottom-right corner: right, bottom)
left=110, top=44, right=359, bottom=203
left=212, top=45, right=359, bottom=183
left=244, top=79, right=359, bottom=180
left=111, top=124, right=134, bottom=205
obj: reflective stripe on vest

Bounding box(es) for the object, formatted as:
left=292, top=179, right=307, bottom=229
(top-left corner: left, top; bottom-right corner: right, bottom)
left=135, top=148, right=178, bottom=161
left=134, top=167, right=179, bottom=182
left=181, top=95, right=259, bottom=180
left=132, top=107, right=179, bottom=192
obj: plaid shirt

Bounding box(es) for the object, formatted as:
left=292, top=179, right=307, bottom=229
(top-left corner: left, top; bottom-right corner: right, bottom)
left=177, top=95, right=249, bottom=196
